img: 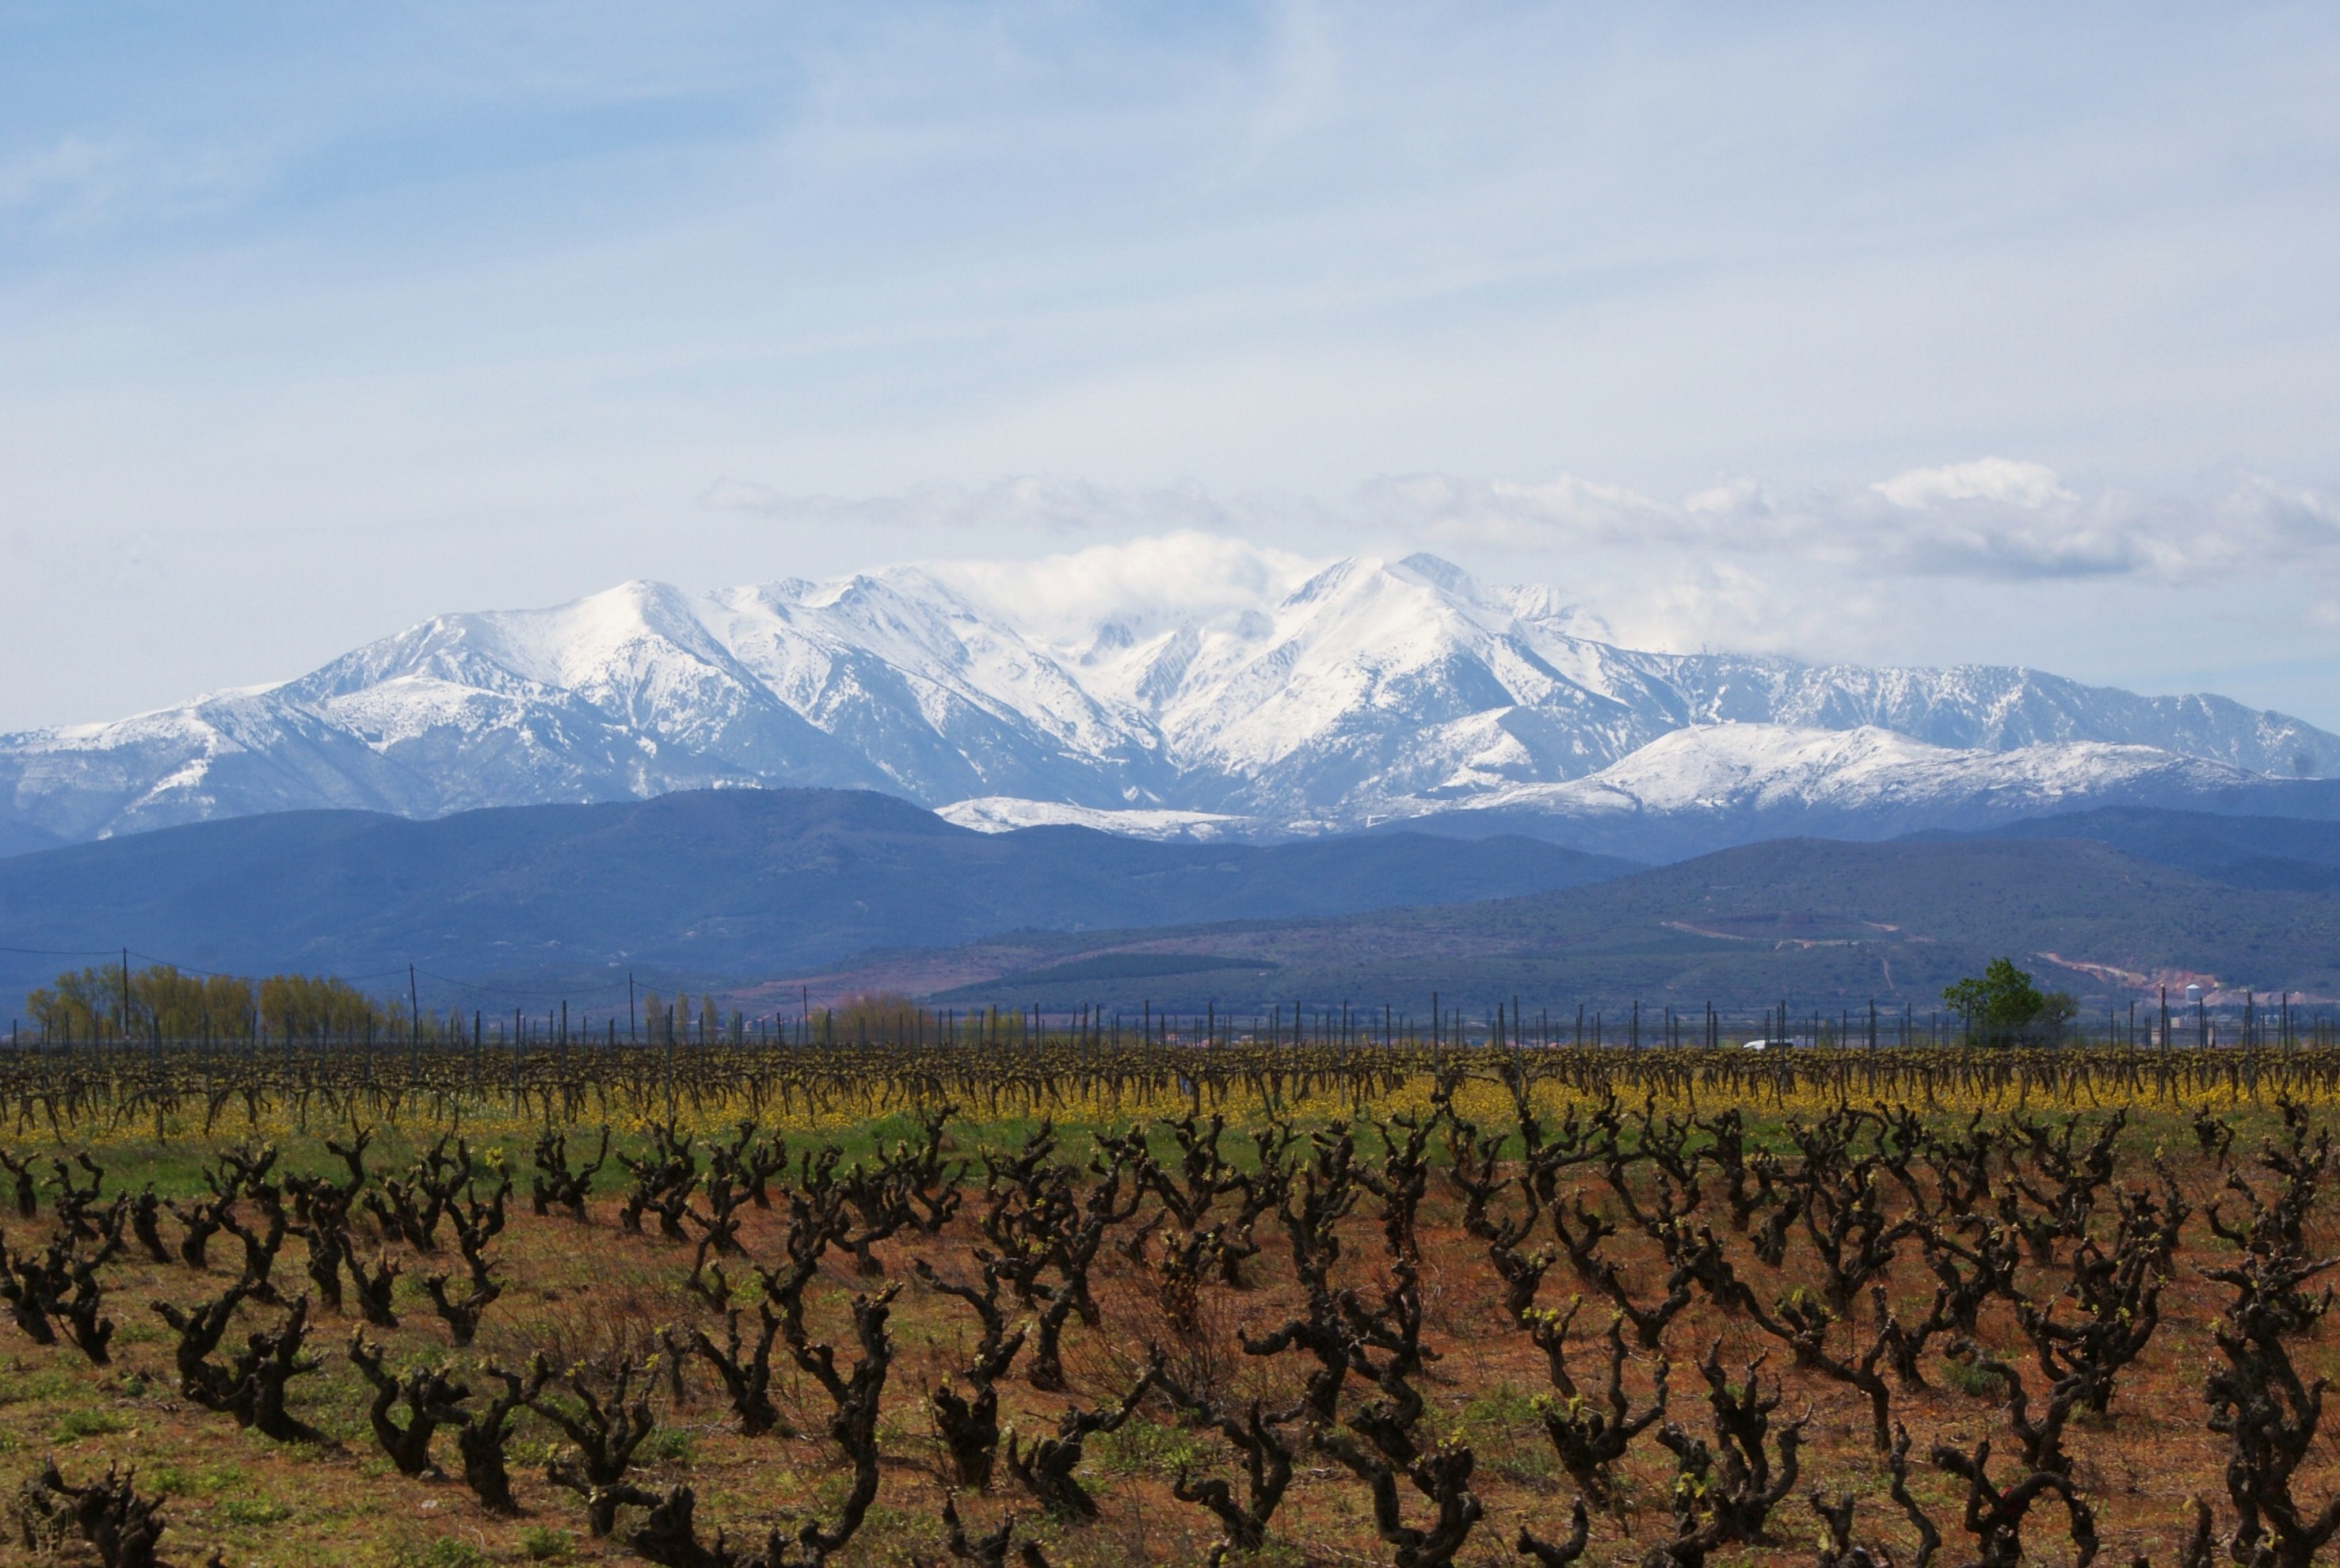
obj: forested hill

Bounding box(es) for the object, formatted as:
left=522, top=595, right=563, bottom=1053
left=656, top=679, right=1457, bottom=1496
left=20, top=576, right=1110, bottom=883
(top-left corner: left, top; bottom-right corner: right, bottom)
left=0, top=786, right=1633, bottom=1005
left=1929, top=806, right=2340, bottom=891
left=785, top=836, right=2340, bottom=1015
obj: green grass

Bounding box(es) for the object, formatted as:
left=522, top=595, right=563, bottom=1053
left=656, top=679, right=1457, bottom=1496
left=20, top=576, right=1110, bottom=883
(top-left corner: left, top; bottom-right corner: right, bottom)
left=214, top=1495, right=295, bottom=1526
left=52, top=1406, right=128, bottom=1441
left=1459, top=1380, right=1542, bottom=1434
left=145, top=1460, right=247, bottom=1498
left=387, top=1539, right=491, bottom=1568
left=1088, top=1414, right=1206, bottom=1476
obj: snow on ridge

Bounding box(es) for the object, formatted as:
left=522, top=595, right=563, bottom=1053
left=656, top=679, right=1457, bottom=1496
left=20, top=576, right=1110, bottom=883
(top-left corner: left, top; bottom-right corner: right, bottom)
left=1425, top=723, right=2259, bottom=824
left=936, top=797, right=1252, bottom=841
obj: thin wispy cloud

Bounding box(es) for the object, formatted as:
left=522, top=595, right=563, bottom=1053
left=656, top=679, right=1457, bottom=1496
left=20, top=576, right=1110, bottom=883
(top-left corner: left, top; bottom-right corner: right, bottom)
left=707, top=463, right=2340, bottom=592
left=0, top=135, right=255, bottom=229
left=1367, top=466, right=2340, bottom=585
left=663, top=460, right=2340, bottom=696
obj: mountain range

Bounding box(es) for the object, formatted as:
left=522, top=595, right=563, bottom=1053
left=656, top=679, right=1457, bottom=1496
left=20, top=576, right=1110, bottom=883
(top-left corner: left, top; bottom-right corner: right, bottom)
left=5, top=541, right=2337, bottom=858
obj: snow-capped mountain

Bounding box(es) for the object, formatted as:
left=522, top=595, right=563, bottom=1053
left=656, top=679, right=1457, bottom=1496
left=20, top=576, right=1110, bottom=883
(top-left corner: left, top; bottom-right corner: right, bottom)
left=3, top=541, right=2336, bottom=851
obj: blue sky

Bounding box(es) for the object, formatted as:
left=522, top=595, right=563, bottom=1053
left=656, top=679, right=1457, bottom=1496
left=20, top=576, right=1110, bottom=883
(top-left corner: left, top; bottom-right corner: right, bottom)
left=5, top=3, right=2340, bottom=727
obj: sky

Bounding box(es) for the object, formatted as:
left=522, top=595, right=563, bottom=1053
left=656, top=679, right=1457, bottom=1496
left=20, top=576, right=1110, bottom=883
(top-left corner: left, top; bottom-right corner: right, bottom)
left=5, top=2, right=2340, bottom=730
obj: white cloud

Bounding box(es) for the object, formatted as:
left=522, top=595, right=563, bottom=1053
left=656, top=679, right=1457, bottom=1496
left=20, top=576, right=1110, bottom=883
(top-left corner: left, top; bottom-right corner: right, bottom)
left=1366, top=462, right=2340, bottom=584
left=1873, top=458, right=2073, bottom=511
left=887, top=522, right=1911, bottom=671
left=927, top=530, right=1325, bottom=646
left=706, top=464, right=2340, bottom=657
left=1558, top=556, right=1893, bottom=663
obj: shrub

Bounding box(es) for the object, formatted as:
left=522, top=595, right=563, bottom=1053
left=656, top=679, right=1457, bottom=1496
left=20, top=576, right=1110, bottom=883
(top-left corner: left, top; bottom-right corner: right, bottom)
left=519, top=1524, right=573, bottom=1560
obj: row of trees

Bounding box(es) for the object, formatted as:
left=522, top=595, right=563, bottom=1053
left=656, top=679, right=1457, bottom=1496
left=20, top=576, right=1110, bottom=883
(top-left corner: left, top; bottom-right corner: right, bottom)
left=4, top=957, right=2173, bottom=1055
left=25, top=965, right=385, bottom=1043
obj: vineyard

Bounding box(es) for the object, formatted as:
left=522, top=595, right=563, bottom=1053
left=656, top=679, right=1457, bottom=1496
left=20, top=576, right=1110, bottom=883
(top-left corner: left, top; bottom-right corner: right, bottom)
left=4, top=1039, right=2340, bottom=1566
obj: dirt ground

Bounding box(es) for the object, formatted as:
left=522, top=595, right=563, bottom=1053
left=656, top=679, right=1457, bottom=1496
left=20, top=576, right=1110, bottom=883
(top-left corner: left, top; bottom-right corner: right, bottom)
left=2, top=1101, right=2333, bottom=1567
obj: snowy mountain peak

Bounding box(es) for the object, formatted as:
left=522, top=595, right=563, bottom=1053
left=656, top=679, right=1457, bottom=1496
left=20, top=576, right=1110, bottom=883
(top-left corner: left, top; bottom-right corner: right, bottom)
left=4, top=535, right=2336, bottom=851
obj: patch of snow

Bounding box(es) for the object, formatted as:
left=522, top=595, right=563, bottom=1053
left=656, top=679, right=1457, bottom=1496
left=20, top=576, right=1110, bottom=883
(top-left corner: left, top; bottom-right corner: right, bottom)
left=936, top=797, right=1254, bottom=841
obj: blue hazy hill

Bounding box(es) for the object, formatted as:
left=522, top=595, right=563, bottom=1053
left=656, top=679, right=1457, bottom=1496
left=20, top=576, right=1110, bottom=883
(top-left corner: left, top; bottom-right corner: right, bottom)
left=0, top=786, right=1637, bottom=1004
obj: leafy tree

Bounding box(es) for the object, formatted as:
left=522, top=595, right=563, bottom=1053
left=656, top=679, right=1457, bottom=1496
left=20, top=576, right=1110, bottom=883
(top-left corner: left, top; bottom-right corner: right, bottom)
left=1942, top=959, right=2075, bottom=1045
left=29, top=963, right=259, bottom=1041
left=25, top=964, right=395, bottom=1044
left=2036, top=989, right=2079, bottom=1043
left=258, top=973, right=387, bottom=1041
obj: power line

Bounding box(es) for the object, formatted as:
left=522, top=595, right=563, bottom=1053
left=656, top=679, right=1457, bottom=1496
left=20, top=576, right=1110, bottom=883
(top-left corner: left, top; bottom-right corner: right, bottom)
left=124, top=950, right=412, bottom=985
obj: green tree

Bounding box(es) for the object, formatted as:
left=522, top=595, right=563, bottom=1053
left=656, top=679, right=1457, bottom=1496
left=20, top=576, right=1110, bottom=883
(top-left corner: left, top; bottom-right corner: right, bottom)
left=1942, top=958, right=2076, bottom=1045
